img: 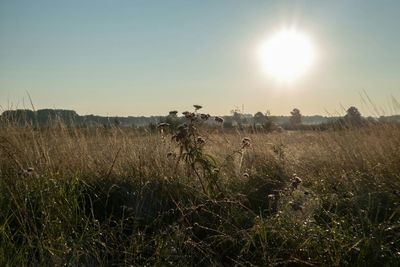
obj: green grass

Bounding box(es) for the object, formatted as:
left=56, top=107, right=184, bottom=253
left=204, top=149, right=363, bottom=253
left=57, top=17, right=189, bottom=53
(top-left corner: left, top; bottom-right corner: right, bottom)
left=0, top=122, right=399, bottom=266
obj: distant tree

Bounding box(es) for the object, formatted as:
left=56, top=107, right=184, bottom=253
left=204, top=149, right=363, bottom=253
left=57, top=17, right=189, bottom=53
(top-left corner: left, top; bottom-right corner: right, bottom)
left=114, top=117, right=121, bottom=127
left=254, top=112, right=266, bottom=124
left=2, top=109, right=35, bottom=126
left=254, top=111, right=273, bottom=131
left=166, top=110, right=179, bottom=129
left=231, top=108, right=243, bottom=128
left=168, top=110, right=178, bottom=118
left=344, top=106, right=363, bottom=126
left=222, top=116, right=234, bottom=129
left=290, top=108, right=302, bottom=126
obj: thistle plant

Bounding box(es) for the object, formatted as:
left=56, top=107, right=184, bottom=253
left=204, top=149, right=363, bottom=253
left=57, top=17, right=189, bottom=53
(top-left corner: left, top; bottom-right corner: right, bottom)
left=170, top=105, right=221, bottom=196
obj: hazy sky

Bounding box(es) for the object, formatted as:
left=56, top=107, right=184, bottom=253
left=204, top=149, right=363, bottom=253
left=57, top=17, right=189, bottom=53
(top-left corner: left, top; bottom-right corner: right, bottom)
left=1, top=0, right=399, bottom=116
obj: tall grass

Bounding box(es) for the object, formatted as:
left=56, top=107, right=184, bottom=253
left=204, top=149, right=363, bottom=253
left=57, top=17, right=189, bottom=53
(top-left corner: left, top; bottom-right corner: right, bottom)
left=0, top=120, right=399, bottom=266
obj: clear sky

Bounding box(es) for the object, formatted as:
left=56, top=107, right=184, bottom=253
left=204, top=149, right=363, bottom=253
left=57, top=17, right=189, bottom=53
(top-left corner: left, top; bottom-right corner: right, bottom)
left=0, top=0, right=399, bottom=116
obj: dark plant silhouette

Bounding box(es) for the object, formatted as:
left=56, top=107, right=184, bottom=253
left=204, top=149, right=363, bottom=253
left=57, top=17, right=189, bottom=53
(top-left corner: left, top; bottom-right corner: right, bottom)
left=170, top=106, right=221, bottom=196
left=344, top=106, right=363, bottom=126
left=254, top=111, right=273, bottom=131
left=290, top=108, right=302, bottom=126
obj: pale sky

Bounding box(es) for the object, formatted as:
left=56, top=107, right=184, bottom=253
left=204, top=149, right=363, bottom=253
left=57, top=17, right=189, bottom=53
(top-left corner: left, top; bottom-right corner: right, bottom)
left=0, top=0, right=399, bottom=116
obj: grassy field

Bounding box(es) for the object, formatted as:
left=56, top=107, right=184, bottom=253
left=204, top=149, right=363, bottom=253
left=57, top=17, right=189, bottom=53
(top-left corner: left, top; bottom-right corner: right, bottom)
left=0, top=120, right=399, bottom=266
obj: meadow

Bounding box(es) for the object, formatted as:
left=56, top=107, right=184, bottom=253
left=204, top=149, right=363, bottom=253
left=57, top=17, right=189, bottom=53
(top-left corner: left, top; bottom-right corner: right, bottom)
left=0, top=115, right=399, bottom=266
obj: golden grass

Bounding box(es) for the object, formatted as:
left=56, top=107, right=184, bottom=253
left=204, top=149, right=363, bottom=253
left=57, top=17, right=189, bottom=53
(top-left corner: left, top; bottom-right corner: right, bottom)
left=0, top=123, right=399, bottom=265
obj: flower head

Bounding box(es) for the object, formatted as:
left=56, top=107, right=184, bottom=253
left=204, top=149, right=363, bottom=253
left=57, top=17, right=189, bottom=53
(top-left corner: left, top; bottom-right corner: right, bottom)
left=197, top=136, right=206, bottom=145
left=200, top=113, right=210, bottom=120
left=193, top=105, right=202, bottom=111
left=291, top=174, right=302, bottom=189
left=214, top=116, right=224, bottom=123
left=242, top=137, right=251, bottom=148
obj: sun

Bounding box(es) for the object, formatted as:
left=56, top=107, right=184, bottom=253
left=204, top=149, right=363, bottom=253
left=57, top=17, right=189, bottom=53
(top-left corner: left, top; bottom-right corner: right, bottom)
left=258, top=29, right=316, bottom=82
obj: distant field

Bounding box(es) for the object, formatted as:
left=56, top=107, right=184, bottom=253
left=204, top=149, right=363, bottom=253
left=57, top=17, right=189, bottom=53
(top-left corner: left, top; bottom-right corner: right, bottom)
left=0, top=123, right=399, bottom=266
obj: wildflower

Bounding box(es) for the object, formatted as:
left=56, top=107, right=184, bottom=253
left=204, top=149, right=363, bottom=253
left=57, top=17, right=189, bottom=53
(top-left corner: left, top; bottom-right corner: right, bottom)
left=197, top=136, right=206, bottom=145
left=242, top=137, right=251, bottom=148
left=184, top=112, right=195, bottom=119
left=291, top=174, right=302, bottom=189
left=193, top=105, right=202, bottom=111
left=200, top=113, right=210, bottom=120
left=214, top=116, right=224, bottom=123
left=172, top=123, right=188, bottom=142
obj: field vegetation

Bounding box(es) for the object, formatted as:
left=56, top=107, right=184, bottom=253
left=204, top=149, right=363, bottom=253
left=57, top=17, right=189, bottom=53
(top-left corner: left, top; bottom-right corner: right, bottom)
left=0, top=107, right=399, bottom=266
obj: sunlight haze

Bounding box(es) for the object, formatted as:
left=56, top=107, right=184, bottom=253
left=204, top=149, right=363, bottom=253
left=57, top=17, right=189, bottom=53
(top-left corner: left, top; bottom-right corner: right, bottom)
left=1, top=0, right=399, bottom=116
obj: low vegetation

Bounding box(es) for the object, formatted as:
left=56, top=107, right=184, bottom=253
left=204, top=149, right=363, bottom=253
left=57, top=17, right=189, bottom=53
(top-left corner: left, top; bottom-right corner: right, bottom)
left=0, top=106, right=399, bottom=266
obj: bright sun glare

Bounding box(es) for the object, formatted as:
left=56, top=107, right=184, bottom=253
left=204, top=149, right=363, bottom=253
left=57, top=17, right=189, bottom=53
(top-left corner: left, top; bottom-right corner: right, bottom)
left=259, top=29, right=316, bottom=82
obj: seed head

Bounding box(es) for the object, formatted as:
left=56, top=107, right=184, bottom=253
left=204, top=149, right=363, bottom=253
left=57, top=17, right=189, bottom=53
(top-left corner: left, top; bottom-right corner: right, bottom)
left=291, top=174, right=302, bottom=189
left=242, top=137, right=251, bottom=148
left=172, top=123, right=189, bottom=142
left=197, top=136, right=206, bottom=145
left=214, top=116, right=224, bottom=123
left=200, top=113, right=210, bottom=120
left=193, top=105, right=202, bottom=111
left=184, top=112, right=195, bottom=119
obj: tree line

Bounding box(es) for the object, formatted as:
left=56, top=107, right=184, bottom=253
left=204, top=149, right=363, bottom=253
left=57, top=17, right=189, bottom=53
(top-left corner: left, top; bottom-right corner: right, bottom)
left=1, top=107, right=399, bottom=129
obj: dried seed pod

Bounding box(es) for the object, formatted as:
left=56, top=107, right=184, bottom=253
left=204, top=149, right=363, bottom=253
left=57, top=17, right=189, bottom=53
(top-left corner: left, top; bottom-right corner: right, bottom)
left=242, top=137, right=251, bottom=148
left=214, top=116, right=224, bottom=123
left=197, top=136, right=206, bottom=145
left=193, top=105, right=202, bottom=111
left=184, top=112, right=195, bottom=119
left=200, top=113, right=210, bottom=120
left=291, top=174, right=302, bottom=189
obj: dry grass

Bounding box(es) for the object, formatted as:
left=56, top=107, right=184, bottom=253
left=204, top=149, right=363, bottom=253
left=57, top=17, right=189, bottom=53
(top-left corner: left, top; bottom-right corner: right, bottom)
left=0, top=122, right=399, bottom=265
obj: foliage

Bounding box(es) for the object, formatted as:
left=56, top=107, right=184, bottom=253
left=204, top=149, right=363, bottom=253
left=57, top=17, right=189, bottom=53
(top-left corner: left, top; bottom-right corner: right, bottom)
left=0, top=113, right=399, bottom=266
left=168, top=105, right=221, bottom=196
